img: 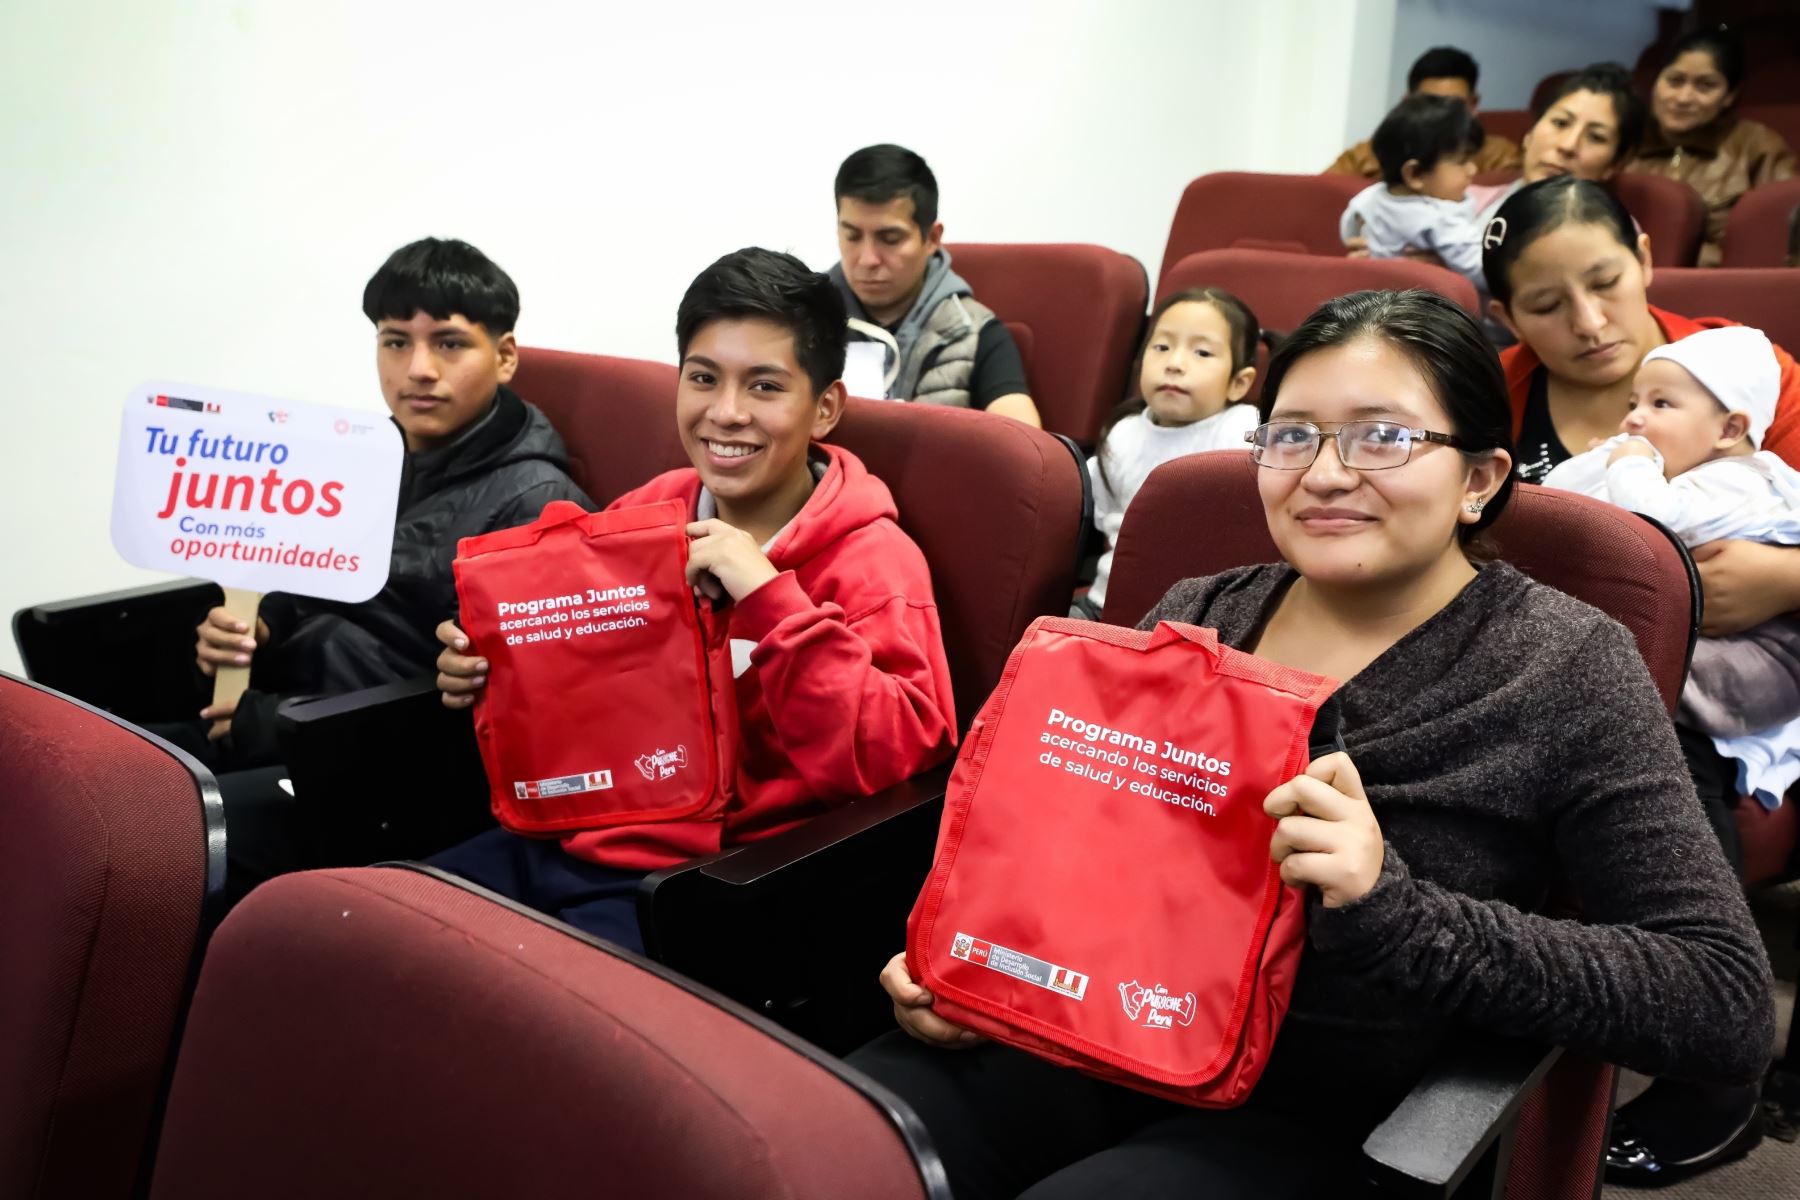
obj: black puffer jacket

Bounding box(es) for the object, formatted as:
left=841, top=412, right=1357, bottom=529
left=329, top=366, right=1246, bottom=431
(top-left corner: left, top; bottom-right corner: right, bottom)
left=229, top=387, right=592, bottom=760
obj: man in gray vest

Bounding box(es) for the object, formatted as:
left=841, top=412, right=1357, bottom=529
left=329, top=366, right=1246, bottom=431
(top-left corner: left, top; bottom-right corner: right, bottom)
left=829, top=144, right=1041, bottom=426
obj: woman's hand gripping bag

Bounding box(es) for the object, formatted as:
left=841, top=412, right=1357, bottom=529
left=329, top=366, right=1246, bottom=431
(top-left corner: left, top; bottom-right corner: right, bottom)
left=452, top=500, right=735, bottom=835
left=907, top=616, right=1342, bottom=1107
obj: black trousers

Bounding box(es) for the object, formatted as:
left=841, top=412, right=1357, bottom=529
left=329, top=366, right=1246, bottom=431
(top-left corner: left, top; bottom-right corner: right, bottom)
left=428, top=827, right=647, bottom=955
left=848, top=1032, right=1372, bottom=1199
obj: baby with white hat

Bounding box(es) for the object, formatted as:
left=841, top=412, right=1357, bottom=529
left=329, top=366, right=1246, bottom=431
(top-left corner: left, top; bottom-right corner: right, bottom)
left=1545, top=324, right=1800, bottom=811
left=1543, top=325, right=1800, bottom=549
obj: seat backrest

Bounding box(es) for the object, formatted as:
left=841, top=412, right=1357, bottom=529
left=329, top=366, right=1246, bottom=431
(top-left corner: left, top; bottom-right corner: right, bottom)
left=1156, top=249, right=1480, bottom=401
left=1159, top=172, right=1367, bottom=288
left=1478, top=109, right=1535, bottom=146
left=1100, top=453, right=1694, bottom=712
left=944, top=243, right=1148, bottom=446
left=1739, top=101, right=1800, bottom=150
left=1646, top=267, right=1800, bottom=362
left=1721, top=175, right=1800, bottom=267
left=0, top=673, right=222, bottom=1200
left=1614, top=172, right=1708, bottom=267
left=827, top=401, right=1086, bottom=725
left=510, top=348, right=688, bottom=503
left=148, top=867, right=947, bottom=1200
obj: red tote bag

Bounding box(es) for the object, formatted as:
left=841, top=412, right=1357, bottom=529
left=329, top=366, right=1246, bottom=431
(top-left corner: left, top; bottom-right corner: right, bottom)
left=453, top=499, right=733, bottom=835
left=907, top=616, right=1341, bottom=1107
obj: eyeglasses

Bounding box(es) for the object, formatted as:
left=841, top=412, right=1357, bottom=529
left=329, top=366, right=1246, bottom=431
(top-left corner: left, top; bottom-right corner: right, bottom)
left=1245, top=420, right=1464, bottom=471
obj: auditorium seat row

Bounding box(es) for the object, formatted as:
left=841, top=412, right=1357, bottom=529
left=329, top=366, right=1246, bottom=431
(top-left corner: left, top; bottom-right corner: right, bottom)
left=12, top=345, right=1795, bottom=1196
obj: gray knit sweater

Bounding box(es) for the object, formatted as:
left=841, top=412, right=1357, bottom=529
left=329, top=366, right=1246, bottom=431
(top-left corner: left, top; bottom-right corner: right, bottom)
left=1142, top=561, right=1774, bottom=1125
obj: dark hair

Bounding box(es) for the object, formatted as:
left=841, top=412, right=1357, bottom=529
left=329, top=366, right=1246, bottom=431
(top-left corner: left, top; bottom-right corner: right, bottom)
left=834, top=144, right=939, bottom=231
left=1481, top=175, right=1639, bottom=307
left=1370, top=94, right=1485, bottom=188
left=1095, top=288, right=1261, bottom=494
left=1260, top=289, right=1515, bottom=548
left=675, top=247, right=848, bottom=394
left=1408, top=46, right=1479, bottom=93
left=1531, top=62, right=1647, bottom=166
left=362, top=237, right=520, bottom=337
left=1662, top=25, right=1747, bottom=92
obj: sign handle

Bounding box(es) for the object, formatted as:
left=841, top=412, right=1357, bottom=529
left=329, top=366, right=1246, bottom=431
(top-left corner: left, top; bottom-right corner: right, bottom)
left=211, top=586, right=265, bottom=718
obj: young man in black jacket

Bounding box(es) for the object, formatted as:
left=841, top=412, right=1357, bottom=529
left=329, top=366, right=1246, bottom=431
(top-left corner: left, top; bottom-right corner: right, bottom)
left=167, top=238, right=591, bottom=892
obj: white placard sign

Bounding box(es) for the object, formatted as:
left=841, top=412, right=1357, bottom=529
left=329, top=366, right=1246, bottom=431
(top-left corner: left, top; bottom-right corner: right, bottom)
left=111, top=381, right=404, bottom=602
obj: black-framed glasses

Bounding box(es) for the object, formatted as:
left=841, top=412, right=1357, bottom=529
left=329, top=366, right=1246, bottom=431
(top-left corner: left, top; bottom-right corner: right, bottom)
left=1245, top=420, right=1464, bottom=471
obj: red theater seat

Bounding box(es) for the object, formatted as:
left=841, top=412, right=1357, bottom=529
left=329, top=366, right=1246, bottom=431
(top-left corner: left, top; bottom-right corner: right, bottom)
left=1101, top=453, right=1700, bottom=1197
left=1721, top=175, right=1800, bottom=268
left=0, top=674, right=223, bottom=1200
left=1158, top=172, right=1368, bottom=289
left=1646, top=268, right=1800, bottom=362
left=944, top=243, right=1148, bottom=446
left=1156, top=249, right=1479, bottom=400
left=147, top=866, right=947, bottom=1200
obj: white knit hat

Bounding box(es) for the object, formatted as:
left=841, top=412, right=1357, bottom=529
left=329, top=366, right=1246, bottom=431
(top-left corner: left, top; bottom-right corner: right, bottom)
left=1640, top=326, right=1781, bottom=448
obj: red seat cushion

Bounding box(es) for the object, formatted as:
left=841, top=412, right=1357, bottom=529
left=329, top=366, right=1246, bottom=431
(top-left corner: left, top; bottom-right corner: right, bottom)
left=148, top=868, right=935, bottom=1200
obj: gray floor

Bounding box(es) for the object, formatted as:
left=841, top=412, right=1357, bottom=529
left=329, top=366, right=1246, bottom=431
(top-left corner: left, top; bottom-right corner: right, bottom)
left=1602, top=883, right=1799, bottom=1200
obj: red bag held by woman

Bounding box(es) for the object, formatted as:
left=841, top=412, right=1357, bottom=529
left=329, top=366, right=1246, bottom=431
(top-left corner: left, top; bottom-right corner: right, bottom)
left=907, top=615, right=1341, bottom=1107
left=453, top=499, right=734, bottom=835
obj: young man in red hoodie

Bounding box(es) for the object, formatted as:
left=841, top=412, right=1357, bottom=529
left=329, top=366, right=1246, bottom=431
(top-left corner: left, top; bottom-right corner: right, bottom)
left=429, top=247, right=958, bottom=952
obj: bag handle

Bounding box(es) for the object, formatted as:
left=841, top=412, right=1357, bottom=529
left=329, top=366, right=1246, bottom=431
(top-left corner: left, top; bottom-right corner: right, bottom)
left=458, top=499, right=689, bottom=559
left=1145, top=620, right=1220, bottom=654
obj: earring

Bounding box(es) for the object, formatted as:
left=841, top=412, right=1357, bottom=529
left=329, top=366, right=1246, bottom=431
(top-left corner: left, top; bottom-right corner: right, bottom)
left=1465, top=500, right=1486, bottom=514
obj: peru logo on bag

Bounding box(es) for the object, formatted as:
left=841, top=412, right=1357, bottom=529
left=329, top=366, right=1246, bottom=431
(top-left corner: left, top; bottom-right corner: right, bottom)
left=453, top=499, right=734, bottom=835
left=907, top=616, right=1342, bottom=1108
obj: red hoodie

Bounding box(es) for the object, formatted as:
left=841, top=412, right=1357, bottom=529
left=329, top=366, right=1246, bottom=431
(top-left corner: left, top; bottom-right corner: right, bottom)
left=1500, top=305, right=1800, bottom=469
left=561, top=443, right=958, bottom=871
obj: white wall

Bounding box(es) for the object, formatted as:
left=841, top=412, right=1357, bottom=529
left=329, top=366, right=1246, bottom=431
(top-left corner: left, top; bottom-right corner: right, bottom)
left=0, top=0, right=1393, bottom=676
left=1386, top=0, right=1670, bottom=114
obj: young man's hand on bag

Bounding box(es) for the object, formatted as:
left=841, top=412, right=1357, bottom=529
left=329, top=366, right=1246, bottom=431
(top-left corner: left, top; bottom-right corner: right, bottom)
left=435, top=619, right=488, bottom=709
left=880, top=952, right=984, bottom=1049
left=685, top=518, right=780, bottom=602
left=1264, top=751, right=1385, bottom=908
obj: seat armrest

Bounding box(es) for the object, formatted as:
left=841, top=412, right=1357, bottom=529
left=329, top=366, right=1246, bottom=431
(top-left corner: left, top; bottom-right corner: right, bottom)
left=637, top=761, right=952, bottom=1054
left=14, top=578, right=221, bottom=719
left=275, top=677, right=491, bottom=866
left=654, top=762, right=953, bottom=891
left=1362, top=1039, right=1562, bottom=1198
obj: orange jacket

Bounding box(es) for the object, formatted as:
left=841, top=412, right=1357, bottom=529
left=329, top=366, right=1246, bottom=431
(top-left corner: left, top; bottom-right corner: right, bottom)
left=1499, top=305, right=1800, bottom=469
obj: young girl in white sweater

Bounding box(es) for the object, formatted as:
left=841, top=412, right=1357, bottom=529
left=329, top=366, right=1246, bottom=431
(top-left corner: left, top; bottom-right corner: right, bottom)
left=1082, top=288, right=1260, bottom=613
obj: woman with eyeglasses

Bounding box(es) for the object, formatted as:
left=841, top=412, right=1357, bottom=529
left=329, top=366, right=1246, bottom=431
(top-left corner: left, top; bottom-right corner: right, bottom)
left=848, top=289, right=1772, bottom=1199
